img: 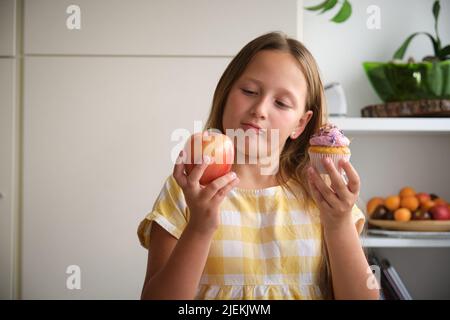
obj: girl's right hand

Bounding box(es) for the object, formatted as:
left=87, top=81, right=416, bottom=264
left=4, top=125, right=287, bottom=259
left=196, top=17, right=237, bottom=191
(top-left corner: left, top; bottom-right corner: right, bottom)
left=172, top=151, right=239, bottom=235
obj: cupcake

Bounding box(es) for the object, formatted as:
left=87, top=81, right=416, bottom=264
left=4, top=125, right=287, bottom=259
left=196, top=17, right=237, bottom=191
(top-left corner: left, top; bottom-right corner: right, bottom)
left=308, top=123, right=351, bottom=174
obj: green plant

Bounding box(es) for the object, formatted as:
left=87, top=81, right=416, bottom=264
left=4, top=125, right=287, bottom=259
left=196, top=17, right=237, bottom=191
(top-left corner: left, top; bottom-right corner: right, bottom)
left=306, top=0, right=450, bottom=61
left=305, top=0, right=352, bottom=23
left=393, top=0, right=450, bottom=61
left=307, top=0, right=450, bottom=102
left=362, top=0, right=450, bottom=102
left=363, top=61, right=450, bottom=102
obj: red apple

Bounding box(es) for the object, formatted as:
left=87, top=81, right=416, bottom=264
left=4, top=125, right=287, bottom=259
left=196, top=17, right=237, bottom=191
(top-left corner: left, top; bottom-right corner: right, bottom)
left=184, top=131, right=234, bottom=185
left=429, top=204, right=450, bottom=220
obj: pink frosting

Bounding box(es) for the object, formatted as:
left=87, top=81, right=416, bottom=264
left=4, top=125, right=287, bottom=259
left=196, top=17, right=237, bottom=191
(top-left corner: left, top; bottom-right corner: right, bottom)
left=309, top=123, right=350, bottom=147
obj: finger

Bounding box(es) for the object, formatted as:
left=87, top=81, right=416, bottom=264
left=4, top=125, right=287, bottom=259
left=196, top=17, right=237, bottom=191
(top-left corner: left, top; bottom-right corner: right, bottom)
left=322, top=158, right=351, bottom=200
left=204, top=171, right=238, bottom=199
left=212, top=175, right=240, bottom=202
left=173, top=150, right=187, bottom=188
left=307, top=168, right=331, bottom=211
left=186, top=155, right=212, bottom=186
left=340, top=160, right=360, bottom=195
left=308, top=165, right=340, bottom=208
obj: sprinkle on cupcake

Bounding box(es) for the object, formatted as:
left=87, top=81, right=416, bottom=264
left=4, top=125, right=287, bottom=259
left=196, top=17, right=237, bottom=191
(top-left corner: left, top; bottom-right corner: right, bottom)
left=309, top=123, right=350, bottom=147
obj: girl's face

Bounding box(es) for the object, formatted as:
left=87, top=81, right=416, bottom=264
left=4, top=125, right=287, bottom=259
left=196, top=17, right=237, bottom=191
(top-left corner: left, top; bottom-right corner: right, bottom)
left=222, top=50, right=313, bottom=159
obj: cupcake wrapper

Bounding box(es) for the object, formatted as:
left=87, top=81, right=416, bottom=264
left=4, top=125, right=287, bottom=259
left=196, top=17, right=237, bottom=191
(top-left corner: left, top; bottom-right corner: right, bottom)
left=308, top=151, right=351, bottom=175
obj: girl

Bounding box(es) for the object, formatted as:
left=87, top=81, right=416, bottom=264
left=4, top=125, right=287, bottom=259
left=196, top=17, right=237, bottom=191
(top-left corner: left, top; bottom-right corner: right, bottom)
left=138, top=32, right=380, bottom=300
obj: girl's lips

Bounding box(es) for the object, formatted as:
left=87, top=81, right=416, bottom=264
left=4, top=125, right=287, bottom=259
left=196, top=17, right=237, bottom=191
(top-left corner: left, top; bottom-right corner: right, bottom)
left=240, top=123, right=266, bottom=134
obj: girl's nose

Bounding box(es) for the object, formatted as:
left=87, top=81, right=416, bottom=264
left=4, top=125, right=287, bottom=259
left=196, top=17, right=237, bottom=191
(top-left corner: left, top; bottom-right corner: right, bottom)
left=250, top=96, right=270, bottom=119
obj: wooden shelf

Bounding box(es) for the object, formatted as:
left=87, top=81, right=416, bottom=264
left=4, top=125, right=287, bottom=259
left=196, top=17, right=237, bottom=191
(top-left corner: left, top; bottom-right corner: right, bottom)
left=329, top=117, right=450, bottom=133
left=361, top=236, right=450, bottom=248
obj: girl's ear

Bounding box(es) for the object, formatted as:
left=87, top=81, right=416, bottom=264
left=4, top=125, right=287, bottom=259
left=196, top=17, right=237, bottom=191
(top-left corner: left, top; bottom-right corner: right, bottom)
left=290, top=110, right=313, bottom=139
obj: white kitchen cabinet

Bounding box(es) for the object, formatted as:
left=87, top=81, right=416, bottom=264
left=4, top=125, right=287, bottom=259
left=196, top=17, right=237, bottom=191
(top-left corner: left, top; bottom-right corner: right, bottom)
left=21, top=56, right=230, bottom=298
left=24, top=0, right=299, bottom=56
left=0, top=0, right=18, bottom=300
left=0, top=0, right=16, bottom=56
left=0, top=59, right=17, bottom=300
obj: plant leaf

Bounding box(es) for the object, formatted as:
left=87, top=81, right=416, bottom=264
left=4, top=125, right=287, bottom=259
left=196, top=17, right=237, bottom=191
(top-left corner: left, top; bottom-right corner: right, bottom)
left=331, top=0, right=352, bottom=23
left=305, top=0, right=335, bottom=11
left=433, top=0, right=440, bottom=21
left=393, top=33, right=420, bottom=60
left=320, top=0, right=338, bottom=13
left=393, top=32, right=438, bottom=60
left=438, top=45, right=450, bottom=60
left=433, top=0, right=441, bottom=47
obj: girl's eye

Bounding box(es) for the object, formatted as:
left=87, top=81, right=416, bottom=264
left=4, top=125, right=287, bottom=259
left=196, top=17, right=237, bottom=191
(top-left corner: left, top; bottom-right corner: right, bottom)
left=275, top=100, right=290, bottom=109
left=241, top=88, right=257, bottom=95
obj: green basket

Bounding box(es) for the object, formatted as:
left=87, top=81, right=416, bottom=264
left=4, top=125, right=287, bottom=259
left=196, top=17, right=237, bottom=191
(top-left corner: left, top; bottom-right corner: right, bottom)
left=363, top=60, right=450, bottom=102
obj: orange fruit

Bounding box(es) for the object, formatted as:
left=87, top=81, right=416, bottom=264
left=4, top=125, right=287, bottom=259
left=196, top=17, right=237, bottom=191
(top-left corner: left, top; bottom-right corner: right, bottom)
left=394, top=208, right=412, bottom=222
left=399, top=186, right=416, bottom=198
left=385, top=195, right=401, bottom=211
left=421, top=200, right=436, bottom=212
left=367, top=197, right=384, bottom=216
left=400, top=196, right=420, bottom=211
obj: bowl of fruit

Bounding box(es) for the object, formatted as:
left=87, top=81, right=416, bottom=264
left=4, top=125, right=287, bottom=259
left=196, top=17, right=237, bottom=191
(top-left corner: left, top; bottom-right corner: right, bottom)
left=367, top=186, right=450, bottom=232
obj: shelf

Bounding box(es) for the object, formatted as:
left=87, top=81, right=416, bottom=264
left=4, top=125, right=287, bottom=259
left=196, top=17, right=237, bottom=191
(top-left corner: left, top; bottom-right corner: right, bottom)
left=329, top=117, right=450, bottom=133
left=361, top=236, right=450, bottom=248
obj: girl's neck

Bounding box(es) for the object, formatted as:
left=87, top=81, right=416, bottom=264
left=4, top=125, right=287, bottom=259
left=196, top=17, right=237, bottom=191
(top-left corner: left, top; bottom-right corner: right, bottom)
left=230, top=149, right=281, bottom=189
left=231, top=163, right=279, bottom=189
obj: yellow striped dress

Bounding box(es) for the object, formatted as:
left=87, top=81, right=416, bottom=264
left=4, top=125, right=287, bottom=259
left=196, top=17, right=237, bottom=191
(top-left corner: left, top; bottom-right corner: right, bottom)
left=138, top=175, right=366, bottom=300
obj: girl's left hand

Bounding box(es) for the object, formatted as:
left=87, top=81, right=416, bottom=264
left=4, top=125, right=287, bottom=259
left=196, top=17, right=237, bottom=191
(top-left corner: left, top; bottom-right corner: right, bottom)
left=307, top=157, right=360, bottom=229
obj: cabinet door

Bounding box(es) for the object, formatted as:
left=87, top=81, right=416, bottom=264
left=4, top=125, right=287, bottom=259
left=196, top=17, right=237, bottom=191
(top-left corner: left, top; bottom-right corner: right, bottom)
left=22, top=56, right=230, bottom=299
left=0, top=0, right=16, bottom=56
left=0, top=59, right=16, bottom=299
left=24, top=0, right=300, bottom=55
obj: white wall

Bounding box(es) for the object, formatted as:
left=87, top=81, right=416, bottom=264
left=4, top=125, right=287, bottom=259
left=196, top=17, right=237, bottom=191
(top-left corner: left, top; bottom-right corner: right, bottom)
left=303, top=0, right=450, bottom=116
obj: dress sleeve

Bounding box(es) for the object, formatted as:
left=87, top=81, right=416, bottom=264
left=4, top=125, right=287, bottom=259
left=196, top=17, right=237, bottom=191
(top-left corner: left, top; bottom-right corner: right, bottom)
left=351, top=204, right=366, bottom=235
left=137, top=175, right=189, bottom=249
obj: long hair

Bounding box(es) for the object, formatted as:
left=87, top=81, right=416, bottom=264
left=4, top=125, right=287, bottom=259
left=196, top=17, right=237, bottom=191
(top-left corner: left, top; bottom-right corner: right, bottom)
left=204, top=31, right=335, bottom=299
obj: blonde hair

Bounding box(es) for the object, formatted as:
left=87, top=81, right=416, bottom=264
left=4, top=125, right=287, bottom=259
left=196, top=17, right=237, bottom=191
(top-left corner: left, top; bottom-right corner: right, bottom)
left=204, top=31, right=335, bottom=299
